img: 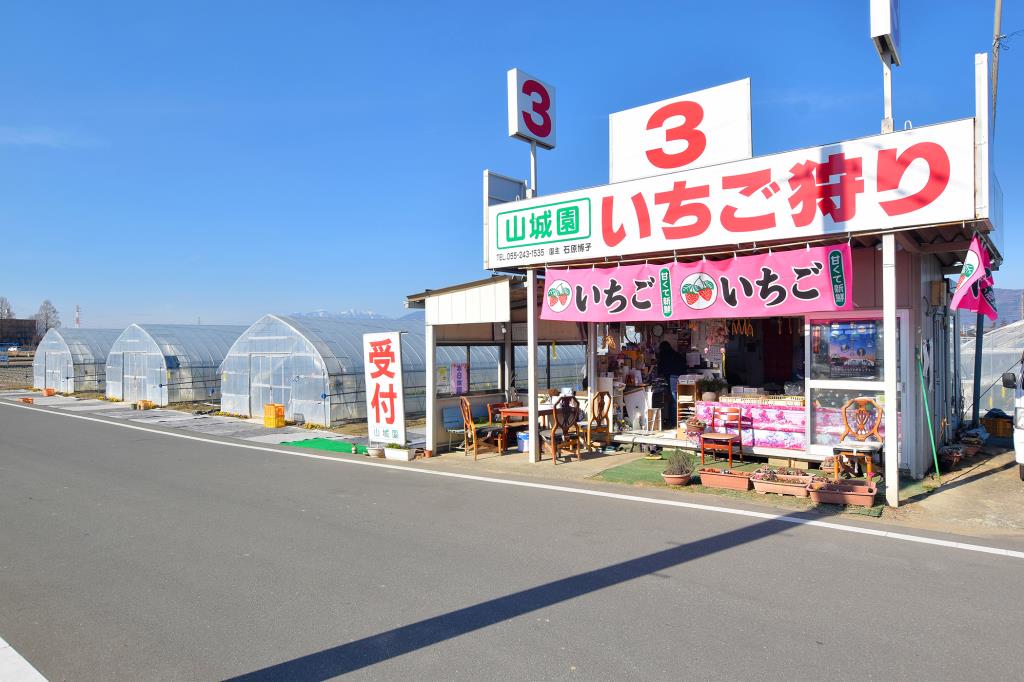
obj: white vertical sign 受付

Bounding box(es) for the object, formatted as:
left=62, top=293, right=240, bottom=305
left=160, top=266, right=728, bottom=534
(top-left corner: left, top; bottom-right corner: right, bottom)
left=609, top=78, right=751, bottom=183
left=363, top=331, right=406, bottom=445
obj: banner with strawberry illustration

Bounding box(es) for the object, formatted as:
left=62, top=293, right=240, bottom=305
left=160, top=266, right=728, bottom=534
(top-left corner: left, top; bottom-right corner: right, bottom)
left=541, top=243, right=853, bottom=322
left=949, top=235, right=998, bottom=322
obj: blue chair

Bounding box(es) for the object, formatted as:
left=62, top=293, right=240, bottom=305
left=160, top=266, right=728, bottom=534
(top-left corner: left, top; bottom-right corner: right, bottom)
left=443, top=406, right=465, bottom=451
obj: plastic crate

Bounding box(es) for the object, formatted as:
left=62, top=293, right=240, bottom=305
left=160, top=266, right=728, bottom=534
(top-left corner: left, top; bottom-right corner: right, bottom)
left=981, top=417, right=1012, bottom=438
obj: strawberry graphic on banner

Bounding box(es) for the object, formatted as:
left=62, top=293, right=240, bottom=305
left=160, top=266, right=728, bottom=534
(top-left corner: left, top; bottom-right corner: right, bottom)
left=949, top=235, right=997, bottom=322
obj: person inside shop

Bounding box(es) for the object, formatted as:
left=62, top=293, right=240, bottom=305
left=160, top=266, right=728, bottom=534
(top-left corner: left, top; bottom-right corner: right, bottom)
left=657, top=341, right=687, bottom=428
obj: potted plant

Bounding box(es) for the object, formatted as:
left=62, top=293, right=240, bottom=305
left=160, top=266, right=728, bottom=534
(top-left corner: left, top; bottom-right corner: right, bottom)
left=662, top=451, right=696, bottom=486
left=807, top=479, right=877, bottom=507
left=750, top=465, right=813, bottom=497
left=383, top=442, right=414, bottom=461
left=697, top=377, right=727, bottom=402
left=684, top=416, right=706, bottom=445
left=699, top=467, right=752, bottom=491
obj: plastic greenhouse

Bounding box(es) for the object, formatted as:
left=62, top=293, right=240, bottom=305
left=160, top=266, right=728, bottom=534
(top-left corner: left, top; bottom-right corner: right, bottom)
left=105, top=324, right=245, bottom=405
left=219, top=314, right=456, bottom=426
left=32, top=328, right=121, bottom=393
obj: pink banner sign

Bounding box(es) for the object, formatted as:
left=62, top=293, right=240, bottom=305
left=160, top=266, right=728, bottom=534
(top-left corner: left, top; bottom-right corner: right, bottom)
left=541, top=244, right=853, bottom=322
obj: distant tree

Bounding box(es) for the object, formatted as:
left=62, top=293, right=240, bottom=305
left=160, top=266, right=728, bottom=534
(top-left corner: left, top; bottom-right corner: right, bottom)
left=35, top=299, right=61, bottom=336
left=0, top=296, right=12, bottom=319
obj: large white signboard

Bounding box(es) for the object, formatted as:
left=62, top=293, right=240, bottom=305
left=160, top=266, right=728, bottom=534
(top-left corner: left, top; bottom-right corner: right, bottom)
left=609, top=78, right=752, bottom=183
left=507, top=68, right=556, bottom=149
left=363, top=331, right=406, bottom=445
left=485, top=118, right=975, bottom=269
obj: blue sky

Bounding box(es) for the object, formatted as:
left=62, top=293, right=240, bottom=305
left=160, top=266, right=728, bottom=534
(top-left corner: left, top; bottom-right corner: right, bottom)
left=1, top=1, right=1019, bottom=327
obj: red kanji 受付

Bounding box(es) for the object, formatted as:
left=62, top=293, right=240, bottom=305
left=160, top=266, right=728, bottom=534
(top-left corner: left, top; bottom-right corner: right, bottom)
left=368, top=339, right=395, bottom=379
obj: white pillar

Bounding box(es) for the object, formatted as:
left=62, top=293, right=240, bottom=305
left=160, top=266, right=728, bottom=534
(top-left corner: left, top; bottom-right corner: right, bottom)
left=587, top=322, right=597, bottom=400
left=882, top=233, right=900, bottom=507
left=503, top=322, right=513, bottom=401
left=424, top=323, right=436, bottom=454
left=527, top=269, right=540, bottom=463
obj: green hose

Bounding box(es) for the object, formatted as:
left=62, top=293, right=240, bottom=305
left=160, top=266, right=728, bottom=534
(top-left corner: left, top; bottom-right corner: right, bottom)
left=917, top=348, right=942, bottom=485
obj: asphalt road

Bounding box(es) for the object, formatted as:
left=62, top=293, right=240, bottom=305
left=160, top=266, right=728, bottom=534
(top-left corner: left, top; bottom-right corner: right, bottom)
left=1, top=402, right=1022, bottom=681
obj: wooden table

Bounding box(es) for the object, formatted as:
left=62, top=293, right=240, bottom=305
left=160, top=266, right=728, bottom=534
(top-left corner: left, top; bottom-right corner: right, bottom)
left=498, top=405, right=554, bottom=452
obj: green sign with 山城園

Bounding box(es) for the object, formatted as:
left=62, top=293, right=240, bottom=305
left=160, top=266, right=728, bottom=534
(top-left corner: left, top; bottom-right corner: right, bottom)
left=495, top=198, right=592, bottom=256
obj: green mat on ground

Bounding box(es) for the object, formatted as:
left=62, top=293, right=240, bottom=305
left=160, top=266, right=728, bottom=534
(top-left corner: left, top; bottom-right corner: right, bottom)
left=280, top=438, right=368, bottom=455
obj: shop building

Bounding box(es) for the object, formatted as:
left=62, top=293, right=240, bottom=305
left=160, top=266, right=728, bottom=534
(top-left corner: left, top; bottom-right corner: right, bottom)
left=413, top=53, right=1000, bottom=507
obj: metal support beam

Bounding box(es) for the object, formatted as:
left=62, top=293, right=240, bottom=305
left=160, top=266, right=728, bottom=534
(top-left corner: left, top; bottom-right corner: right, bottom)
left=424, top=323, right=436, bottom=454
left=527, top=269, right=540, bottom=463
left=882, top=233, right=900, bottom=507
left=882, top=57, right=894, bottom=134
left=893, top=232, right=921, bottom=253
left=972, top=313, right=985, bottom=426
left=918, top=239, right=972, bottom=254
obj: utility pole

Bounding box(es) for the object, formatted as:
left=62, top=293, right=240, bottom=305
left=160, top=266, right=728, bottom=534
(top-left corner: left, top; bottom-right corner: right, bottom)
left=991, top=0, right=1003, bottom=139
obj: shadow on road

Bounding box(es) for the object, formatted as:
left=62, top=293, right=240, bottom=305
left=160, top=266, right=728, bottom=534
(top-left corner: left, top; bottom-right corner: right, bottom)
left=226, top=505, right=840, bottom=681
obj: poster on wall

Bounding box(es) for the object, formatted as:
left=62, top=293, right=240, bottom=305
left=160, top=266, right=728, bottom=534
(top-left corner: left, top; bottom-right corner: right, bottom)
left=828, top=322, right=878, bottom=379
left=451, top=362, right=469, bottom=395
left=363, top=331, right=406, bottom=445
left=435, top=366, right=450, bottom=394
left=541, top=243, right=852, bottom=322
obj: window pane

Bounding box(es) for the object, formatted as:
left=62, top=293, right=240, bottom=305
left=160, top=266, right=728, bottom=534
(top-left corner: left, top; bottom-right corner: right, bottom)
left=810, top=320, right=884, bottom=381
left=810, top=388, right=887, bottom=446
left=470, top=346, right=501, bottom=392
left=549, top=343, right=586, bottom=391
left=435, top=346, right=467, bottom=397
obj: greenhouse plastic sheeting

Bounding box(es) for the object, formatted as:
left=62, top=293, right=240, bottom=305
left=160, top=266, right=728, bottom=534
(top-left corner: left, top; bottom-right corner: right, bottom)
left=32, top=328, right=121, bottom=393
left=105, top=324, right=245, bottom=405
left=220, top=314, right=448, bottom=427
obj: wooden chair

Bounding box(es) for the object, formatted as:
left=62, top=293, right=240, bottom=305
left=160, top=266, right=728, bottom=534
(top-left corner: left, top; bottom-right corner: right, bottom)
left=458, top=397, right=503, bottom=461
left=832, top=397, right=883, bottom=481
left=543, top=395, right=581, bottom=464
left=586, top=391, right=612, bottom=450
left=488, top=400, right=525, bottom=452
left=700, top=405, right=745, bottom=468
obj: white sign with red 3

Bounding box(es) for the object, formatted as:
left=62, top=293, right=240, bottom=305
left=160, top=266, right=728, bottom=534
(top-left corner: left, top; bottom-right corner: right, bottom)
left=609, top=78, right=752, bottom=183
left=363, top=331, right=406, bottom=446
left=507, top=68, right=556, bottom=149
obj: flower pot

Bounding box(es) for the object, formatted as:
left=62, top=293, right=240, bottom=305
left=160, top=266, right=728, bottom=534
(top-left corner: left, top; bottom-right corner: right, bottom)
left=384, top=447, right=414, bottom=461
left=699, top=467, right=752, bottom=491
left=808, top=482, right=877, bottom=507
left=751, top=474, right=813, bottom=497
left=701, top=392, right=718, bottom=402
left=661, top=472, right=692, bottom=486
left=367, top=447, right=385, bottom=458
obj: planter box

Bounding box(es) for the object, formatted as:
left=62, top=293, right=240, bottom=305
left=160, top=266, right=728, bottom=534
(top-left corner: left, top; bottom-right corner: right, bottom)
left=384, top=447, right=415, bottom=462
left=699, top=468, right=752, bottom=491
left=808, top=483, right=877, bottom=507
left=751, top=474, right=812, bottom=497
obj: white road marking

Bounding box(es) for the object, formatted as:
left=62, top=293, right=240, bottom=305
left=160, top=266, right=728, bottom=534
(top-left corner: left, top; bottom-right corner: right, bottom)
left=4, top=399, right=1024, bottom=561
left=0, top=635, right=47, bottom=681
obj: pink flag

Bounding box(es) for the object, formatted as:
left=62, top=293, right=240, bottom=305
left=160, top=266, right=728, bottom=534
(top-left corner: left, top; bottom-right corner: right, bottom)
left=950, top=235, right=997, bottom=321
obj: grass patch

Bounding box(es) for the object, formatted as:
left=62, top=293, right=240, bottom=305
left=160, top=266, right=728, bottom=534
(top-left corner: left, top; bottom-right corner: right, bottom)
left=280, top=438, right=368, bottom=455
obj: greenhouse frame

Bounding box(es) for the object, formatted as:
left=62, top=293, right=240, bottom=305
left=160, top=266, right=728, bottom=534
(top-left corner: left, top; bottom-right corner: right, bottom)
left=32, top=328, right=121, bottom=393
left=220, top=314, right=447, bottom=426
left=105, top=324, right=245, bottom=405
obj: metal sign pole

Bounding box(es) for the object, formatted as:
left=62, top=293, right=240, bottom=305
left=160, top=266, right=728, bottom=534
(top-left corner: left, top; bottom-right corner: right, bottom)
left=882, top=55, right=894, bottom=133
left=529, top=140, right=537, bottom=198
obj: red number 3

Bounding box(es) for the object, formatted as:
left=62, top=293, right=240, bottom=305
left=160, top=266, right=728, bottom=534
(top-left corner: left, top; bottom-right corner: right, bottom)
left=521, top=79, right=552, bottom=138
left=645, top=101, right=706, bottom=169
